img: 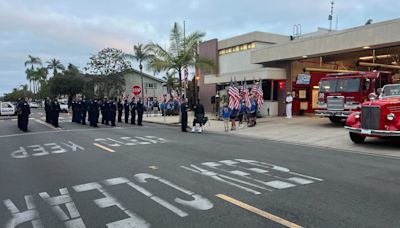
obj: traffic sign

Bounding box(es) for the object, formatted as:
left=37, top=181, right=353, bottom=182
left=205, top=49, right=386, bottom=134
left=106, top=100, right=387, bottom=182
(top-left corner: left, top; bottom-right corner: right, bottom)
left=132, top=85, right=141, bottom=95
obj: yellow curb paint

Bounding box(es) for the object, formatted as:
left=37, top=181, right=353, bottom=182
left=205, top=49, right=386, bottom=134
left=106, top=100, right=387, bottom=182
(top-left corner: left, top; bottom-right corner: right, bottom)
left=93, top=143, right=115, bottom=153
left=216, top=194, right=303, bottom=228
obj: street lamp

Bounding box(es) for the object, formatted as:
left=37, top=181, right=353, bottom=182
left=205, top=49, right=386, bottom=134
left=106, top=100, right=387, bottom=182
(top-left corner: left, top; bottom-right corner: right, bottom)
left=139, top=63, right=144, bottom=103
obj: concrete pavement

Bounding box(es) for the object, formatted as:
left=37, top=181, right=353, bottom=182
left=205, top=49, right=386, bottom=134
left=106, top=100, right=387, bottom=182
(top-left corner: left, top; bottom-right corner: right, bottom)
left=143, top=113, right=400, bottom=158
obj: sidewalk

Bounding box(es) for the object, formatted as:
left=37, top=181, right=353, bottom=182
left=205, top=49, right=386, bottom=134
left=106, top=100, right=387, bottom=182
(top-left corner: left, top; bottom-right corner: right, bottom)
left=143, top=113, right=400, bottom=158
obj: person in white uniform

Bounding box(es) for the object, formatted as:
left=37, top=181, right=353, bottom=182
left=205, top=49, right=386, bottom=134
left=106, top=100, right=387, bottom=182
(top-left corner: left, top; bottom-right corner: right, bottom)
left=285, top=92, right=293, bottom=119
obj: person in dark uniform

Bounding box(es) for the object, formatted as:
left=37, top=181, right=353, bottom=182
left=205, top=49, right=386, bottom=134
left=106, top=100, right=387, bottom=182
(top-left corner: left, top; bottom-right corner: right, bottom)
left=20, top=97, right=31, bottom=132
left=104, top=97, right=111, bottom=125
left=192, top=99, right=205, bottom=133
left=100, top=98, right=106, bottom=124
left=130, top=97, right=136, bottom=125
left=124, top=98, right=130, bottom=123
left=44, top=97, right=51, bottom=123
left=76, top=97, right=82, bottom=124
left=117, top=98, right=123, bottom=123
left=180, top=98, right=189, bottom=132
left=110, top=98, right=117, bottom=126
left=94, top=98, right=100, bottom=126
left=136, top=98, right=144, bottom=126
left=87, top=99, right=93, bottom=126
left=51, top=98, right=61, bottom=128
left=89, top=99, right=99, bottom=127
left=71, top=98, right=76, bottom=123
left=16, top=98, right=22, bottom=130
left=81, top=97, right=87, bottom=125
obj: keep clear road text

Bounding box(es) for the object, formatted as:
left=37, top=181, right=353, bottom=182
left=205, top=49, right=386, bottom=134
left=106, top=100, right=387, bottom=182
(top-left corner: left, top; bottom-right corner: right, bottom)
left=2, top=134, right=323, bottom=227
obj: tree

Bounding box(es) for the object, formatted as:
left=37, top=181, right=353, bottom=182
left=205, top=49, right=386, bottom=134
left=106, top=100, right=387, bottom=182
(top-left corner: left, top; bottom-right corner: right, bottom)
left=86, top=48, right=130, bottom=97
left=3, top=84, right=33, bottom=102
left=24, top=55, right=42, bottom=92
left=66, top=63, right=80, bottom=75
left=86, top=48, right=131, bottom=76
left=48, top=74, right=84, bottom=98
left=46, top=58, right=65, bottom=77
left=124, top=43, right=153, bottom=101
left=162, top=71, right=178, bottom=98
left=148, top=22, right=215, bottom=98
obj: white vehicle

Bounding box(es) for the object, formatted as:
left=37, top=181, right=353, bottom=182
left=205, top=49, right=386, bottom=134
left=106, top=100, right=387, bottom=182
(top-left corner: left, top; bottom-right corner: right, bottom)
left=60, top=102, right=69, bottom=113
left=29, top=101, right=39, bottom=108
left=0, top=102, right=16, bottom=116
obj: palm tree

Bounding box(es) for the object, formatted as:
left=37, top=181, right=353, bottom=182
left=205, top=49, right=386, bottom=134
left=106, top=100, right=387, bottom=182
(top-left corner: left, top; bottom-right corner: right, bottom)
left=125, top=43, right=153, bottom=101
left=47, top=58, right=65, bottom=77
left=148, top=22, right=215, bottom=99
left=24, top=55, right=42, bottom=91
left=162, top=71, right=178, bottom=98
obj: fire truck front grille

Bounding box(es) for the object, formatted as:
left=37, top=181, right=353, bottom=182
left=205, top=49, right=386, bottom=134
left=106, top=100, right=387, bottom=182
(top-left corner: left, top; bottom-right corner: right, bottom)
left=327, top=96, right=344, bottom=110
left=361, top=106, right=380, bottom=130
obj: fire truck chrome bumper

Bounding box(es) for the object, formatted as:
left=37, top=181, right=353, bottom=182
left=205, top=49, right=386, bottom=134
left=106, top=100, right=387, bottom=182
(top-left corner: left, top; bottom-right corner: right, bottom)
left=344, top=126, right=400, bottom=136
left=315, top=110, right=352, bottom=117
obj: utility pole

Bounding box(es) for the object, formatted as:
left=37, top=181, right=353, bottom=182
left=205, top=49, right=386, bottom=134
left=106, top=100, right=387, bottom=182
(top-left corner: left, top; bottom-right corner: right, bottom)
left=329, top=1, right=334, bottom=31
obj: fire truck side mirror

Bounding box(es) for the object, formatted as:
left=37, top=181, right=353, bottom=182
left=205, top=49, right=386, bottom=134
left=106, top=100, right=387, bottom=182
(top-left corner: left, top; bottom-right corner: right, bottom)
left=364, top=79, right=370, bottom=90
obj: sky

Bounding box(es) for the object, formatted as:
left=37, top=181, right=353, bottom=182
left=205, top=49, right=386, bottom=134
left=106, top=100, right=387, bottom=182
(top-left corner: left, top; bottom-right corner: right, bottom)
left=1, top=0, right=399, bottom=96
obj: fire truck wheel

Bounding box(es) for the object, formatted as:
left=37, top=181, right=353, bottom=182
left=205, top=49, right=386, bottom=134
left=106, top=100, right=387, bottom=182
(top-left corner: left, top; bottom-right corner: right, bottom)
left=329, top=116, right=343, bottom=124
left=349, top=132, right=366, bottom=144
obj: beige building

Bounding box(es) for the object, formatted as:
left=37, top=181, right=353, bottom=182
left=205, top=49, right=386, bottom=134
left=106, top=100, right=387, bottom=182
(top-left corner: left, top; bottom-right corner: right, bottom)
left=199, top=18, right=400, bottom=116
left=122, top=69, right=166, bottom=101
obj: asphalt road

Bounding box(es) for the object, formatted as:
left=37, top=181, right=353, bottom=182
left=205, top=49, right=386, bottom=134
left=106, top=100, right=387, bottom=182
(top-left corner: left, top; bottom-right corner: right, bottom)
left=0, top=109, right=399, bottom=227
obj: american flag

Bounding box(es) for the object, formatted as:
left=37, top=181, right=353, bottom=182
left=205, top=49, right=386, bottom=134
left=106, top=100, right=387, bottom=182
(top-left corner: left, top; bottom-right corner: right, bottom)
left=228, top=80, right=240, bottom=109
left=243, top=80, right=251, bottom=108
left=253, top=80, right=264, bottom=107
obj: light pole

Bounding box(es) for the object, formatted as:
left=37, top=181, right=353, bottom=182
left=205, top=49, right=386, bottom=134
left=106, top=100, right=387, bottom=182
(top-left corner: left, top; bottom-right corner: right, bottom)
left=139, top=63, right=145, bottom=103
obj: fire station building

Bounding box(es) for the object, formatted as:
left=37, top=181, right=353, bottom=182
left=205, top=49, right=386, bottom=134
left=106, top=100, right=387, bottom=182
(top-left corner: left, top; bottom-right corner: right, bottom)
left=198, top=18, right=400, bottom=116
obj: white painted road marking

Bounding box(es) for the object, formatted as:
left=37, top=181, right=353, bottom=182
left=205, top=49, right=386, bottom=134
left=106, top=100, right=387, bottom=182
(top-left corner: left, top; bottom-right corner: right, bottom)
left=182, top=159, right=323, bottom=195
left=10, top=141, right=85, bottom=159
left=3, top=195, right=44, bottom=228
left=2, top=174, right=214, bottom=227
left=39, top=188, right=86, bottom=228
left=73, top=182, right=150, bottom=228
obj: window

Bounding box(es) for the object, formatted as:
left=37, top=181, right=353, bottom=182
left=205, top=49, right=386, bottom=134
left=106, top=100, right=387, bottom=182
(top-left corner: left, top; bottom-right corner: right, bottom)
left=319, top=78, right=360, bottom=93
left=145, top=83, right=157, bottom=89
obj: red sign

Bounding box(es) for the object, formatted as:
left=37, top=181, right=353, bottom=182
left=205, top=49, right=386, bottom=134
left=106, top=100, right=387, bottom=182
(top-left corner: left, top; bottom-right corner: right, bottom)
left=132, top=85, right=141, bottom=95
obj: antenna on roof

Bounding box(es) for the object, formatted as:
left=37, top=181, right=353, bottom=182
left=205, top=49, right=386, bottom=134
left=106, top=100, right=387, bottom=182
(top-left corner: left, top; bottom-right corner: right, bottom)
left=328, top=1, right=334, bottom=31
left=365, top=19, right=373, bottom=25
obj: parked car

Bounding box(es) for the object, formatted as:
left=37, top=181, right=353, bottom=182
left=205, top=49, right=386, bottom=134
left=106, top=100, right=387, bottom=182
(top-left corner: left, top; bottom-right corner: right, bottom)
left=0, top=102, right=16, bottom=116
left=29, top=101, right=39, bottom=108
left=345, top=84, right=400, bottom=143
left=60, top=102, right=69, bottom=113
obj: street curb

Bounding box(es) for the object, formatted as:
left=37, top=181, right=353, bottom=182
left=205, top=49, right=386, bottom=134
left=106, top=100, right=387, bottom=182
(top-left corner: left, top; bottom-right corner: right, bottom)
left=142, top=121, right=400, bottom=160
left=143, top=120, right=180, bottom=127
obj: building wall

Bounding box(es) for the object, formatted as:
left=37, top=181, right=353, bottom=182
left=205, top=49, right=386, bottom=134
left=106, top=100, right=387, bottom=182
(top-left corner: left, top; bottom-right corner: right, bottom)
left=252, top=18, right=400, bottom=63
left=199, top=39, right=218, bottom=113
left=219, top=42, right=271, bottom=74
left=123, top=72, right=165, bottom=100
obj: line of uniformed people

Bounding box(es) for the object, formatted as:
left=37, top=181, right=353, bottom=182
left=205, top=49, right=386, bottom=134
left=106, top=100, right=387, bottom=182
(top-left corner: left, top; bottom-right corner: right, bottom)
left=70, top=96, right=144, bottom=127
left=44, top=97, right=61, bottom=128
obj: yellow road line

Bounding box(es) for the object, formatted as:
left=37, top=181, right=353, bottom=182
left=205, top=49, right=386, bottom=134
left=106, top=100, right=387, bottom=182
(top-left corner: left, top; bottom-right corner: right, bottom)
left=216, top=194, right=303, bottom=228
left=93, top=143, right=115, bottom=153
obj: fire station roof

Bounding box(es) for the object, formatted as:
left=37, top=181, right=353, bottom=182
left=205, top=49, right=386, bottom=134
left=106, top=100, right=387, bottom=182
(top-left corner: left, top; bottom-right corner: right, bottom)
left=251, top=18, right=400, bottom=64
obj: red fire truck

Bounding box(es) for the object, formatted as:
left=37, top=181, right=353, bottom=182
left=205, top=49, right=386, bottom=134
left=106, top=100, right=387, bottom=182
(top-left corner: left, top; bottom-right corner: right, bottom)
left=345, top=83, right=400, bottom=143
left=315, top=71, right=394, bottom=123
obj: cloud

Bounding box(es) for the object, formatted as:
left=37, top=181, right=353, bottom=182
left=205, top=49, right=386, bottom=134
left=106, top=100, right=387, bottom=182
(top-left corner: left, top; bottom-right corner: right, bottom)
left=1, top=0, right=400, bottom=96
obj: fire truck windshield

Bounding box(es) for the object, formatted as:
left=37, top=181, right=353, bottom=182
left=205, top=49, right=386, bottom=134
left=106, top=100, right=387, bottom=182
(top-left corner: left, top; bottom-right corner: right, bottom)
left=319, top=78, right=361, bottom=93
left=381, top=84, right=400, bottom=97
